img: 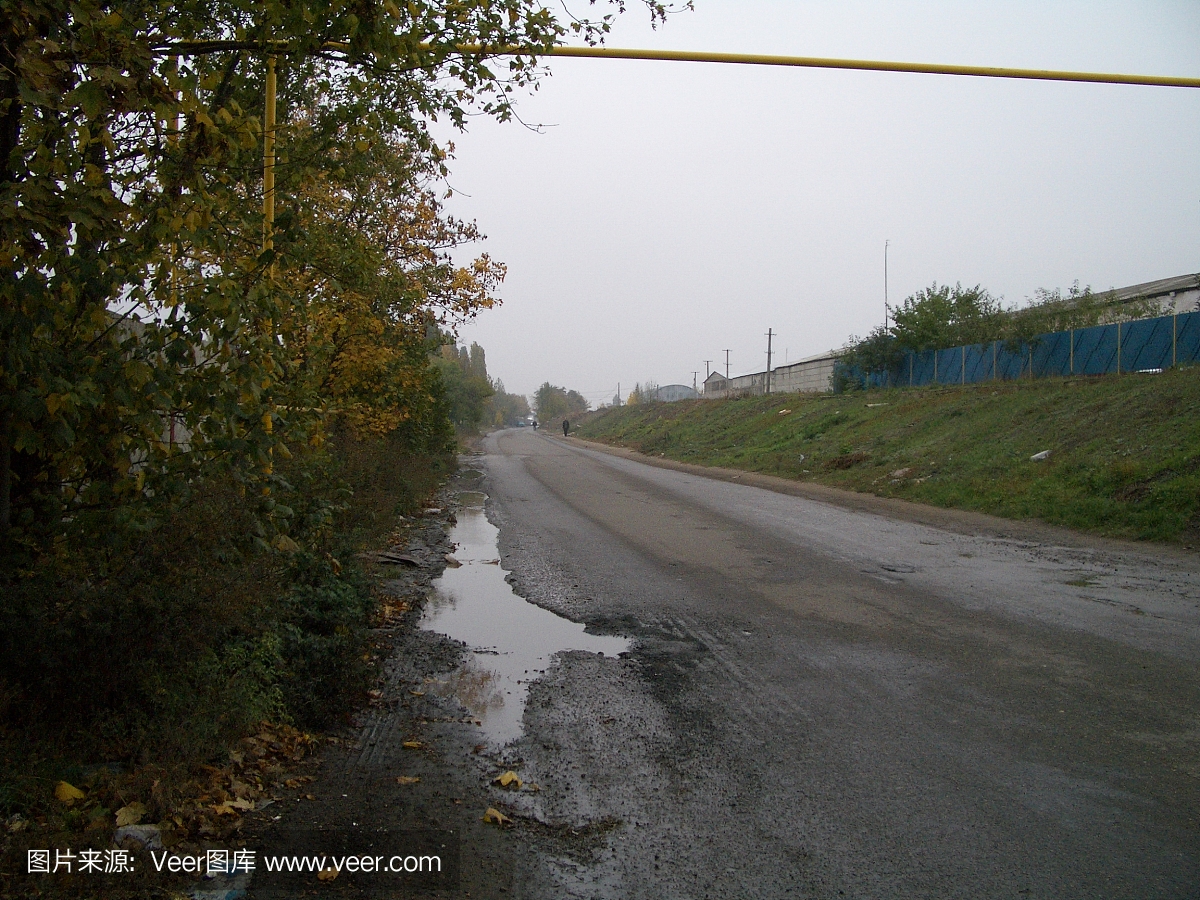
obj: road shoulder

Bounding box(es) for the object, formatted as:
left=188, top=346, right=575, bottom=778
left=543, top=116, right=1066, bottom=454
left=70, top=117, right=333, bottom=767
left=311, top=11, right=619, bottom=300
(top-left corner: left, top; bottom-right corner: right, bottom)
left=555, top=434, right=1199, bottom=565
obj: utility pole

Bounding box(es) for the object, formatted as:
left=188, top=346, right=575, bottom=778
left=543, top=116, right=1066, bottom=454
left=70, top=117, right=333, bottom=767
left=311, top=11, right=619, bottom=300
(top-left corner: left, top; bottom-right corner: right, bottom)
left=765, top=328, right=774, bottom=395
left=692, top=371, right=698, bottom=394
left=724, top=350, right=730, bottom=382
left=884, top=239, right=890, bottom=330
left=704, top=359, right=712, bottom=379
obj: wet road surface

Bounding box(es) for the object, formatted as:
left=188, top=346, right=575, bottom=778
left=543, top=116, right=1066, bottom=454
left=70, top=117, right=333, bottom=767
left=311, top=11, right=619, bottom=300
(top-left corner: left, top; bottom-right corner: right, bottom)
left=475, top=426, right=1200, bottom=899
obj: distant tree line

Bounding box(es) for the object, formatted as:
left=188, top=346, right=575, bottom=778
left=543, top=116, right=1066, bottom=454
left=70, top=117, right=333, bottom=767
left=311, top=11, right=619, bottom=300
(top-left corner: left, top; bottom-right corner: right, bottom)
left=625, top=381, right=660, bottom=405
left=534, top=383, right=590, bottom=421
left=434, top=341, right=531, bottom=429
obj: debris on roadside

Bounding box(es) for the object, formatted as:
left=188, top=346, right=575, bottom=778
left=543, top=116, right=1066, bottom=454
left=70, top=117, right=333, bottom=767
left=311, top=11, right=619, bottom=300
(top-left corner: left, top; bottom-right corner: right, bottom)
left=493, top=771, right=523, bottom=790
left=114, top=823, right=163, bottom=851
left=482, top=807, right=512, bottom=827
left=375, top=550, right=424, bottom=566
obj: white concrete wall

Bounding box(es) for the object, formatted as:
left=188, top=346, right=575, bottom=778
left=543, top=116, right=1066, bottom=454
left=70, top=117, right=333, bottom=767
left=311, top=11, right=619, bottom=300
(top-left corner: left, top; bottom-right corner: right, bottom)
left=771, top=353, right=837, bottom=394
left=703, top=352, right=837, bottom=398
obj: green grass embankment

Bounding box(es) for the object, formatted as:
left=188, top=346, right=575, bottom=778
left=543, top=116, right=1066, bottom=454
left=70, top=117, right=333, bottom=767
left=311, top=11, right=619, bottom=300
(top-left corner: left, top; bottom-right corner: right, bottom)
left=576, top=368, right=1200, bottom=544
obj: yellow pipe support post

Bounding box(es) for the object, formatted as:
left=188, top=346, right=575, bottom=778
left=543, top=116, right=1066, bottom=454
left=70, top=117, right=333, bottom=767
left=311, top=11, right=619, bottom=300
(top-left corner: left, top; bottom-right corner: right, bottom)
left=262, top=55, right=277, bottom=485
left=263, top=55, right=277, bottom=260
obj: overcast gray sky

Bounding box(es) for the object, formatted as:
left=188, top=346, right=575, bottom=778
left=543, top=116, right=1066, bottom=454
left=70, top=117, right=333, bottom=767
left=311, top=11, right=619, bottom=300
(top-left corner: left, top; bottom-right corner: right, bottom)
left=440, top=1, right=1200, bottom=404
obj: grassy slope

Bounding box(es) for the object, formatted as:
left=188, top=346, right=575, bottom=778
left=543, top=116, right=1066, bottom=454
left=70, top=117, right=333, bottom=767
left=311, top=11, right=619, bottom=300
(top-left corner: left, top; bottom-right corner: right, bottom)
left=576, top=368, right=1200, bottom=544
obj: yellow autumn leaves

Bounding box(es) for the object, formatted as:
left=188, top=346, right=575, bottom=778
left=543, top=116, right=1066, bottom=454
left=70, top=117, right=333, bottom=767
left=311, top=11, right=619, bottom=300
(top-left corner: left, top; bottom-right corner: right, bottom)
left=55, top=783, right=147, bottom=829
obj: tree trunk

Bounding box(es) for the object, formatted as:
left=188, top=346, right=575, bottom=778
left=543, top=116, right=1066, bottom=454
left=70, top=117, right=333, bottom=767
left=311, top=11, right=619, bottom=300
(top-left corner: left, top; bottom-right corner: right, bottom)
left=0, top=408, right=10, bottom=534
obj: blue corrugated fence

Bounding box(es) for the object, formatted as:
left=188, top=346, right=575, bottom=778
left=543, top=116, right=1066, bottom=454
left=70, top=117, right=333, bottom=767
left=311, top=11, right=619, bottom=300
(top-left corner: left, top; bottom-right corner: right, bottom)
left=864, top=311, right=1199, bottom=389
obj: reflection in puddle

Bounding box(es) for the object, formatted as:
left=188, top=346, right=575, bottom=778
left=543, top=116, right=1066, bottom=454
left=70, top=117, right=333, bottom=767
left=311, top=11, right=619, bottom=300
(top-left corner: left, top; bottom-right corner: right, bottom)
left=420, top=492, right=629, bottom=743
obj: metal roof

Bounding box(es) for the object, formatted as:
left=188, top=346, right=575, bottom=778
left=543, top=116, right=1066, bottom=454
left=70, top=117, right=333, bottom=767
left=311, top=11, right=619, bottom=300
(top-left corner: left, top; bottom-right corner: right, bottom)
left=1108, top=273, right=1200, bottom=303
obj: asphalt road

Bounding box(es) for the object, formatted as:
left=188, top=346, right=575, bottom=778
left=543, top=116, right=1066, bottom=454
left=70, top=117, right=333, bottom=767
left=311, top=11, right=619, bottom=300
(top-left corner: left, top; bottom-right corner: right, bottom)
left=477, top=426, right=1200, bottom=899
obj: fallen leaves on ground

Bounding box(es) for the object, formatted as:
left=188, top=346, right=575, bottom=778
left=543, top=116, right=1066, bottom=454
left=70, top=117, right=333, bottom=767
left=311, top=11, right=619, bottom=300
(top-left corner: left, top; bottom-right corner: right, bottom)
left=402, top=740, right=424, bottom=750
left=23, top=721, right=319, bottom=859
left=493, top=771, right=522, bottom=790
left=212, top=798, right=256, bottom=816
left=369, top=585, right=413, bottom=627
left=54, top=782, right=86, bottom=804
left=396, top=776, right=420, bottom=785
left=482, top=807, right=512, bottom=826
left=318, top=866, right=340, bottom=881
left=164, top=722, right=318, bottom=842
left=114, top=802, right=146, bottom=826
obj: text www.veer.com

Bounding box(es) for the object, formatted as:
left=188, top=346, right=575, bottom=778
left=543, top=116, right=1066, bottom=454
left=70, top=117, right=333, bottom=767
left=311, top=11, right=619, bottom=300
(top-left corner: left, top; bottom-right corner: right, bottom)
left=262, top=853, right=441, bottom=874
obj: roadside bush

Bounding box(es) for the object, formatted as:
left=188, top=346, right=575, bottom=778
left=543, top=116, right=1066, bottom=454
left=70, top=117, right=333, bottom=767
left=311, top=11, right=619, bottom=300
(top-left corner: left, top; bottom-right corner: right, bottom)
left=0, top=431, right=451, bottom=818
left=0, top=478, right=282, bottom=749
left=274, top=558, right=375, bottom=731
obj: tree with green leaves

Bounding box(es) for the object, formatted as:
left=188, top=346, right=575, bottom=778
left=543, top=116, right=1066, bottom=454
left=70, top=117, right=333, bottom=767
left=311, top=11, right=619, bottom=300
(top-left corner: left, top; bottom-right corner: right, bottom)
left=484, top=378, right=531, bottom=428
left=434, top=341, right=494, bottom=429
left=888, top=283, right=1005, bottom=352
left=0, top=0, right=688, bottom=774
left=532, top=381, right=586, bottom=420
left=0, top=0, right=680, bottom=555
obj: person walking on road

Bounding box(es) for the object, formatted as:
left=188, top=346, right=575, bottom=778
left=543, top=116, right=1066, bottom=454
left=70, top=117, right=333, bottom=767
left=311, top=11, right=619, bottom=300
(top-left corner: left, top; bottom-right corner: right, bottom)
left=562, top=420, right=570, bottom=437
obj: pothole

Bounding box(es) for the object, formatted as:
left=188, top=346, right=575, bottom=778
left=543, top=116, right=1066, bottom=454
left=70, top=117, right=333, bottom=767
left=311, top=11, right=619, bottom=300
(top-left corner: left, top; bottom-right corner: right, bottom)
left=420, top=491, right=629, bottom=743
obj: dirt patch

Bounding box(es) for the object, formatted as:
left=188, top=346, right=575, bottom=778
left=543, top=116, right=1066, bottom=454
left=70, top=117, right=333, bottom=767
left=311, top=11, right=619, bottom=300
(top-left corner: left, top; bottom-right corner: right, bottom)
left=824, top=450, right=871, bottom=470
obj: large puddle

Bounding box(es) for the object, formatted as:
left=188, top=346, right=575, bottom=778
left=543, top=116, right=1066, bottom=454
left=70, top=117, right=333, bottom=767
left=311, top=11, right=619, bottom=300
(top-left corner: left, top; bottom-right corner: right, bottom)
left=420, top=492, right=629, bottom=744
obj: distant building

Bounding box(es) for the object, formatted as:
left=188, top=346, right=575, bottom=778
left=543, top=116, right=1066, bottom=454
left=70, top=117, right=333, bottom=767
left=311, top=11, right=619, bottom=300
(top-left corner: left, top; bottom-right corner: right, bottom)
left=703, top=372, right=728, bottom=395
left=703, top=351, right=836, bottom=398
left=1106, top=273, right=1199, bottom=315
left=653, top=384, right=699, bottom=402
